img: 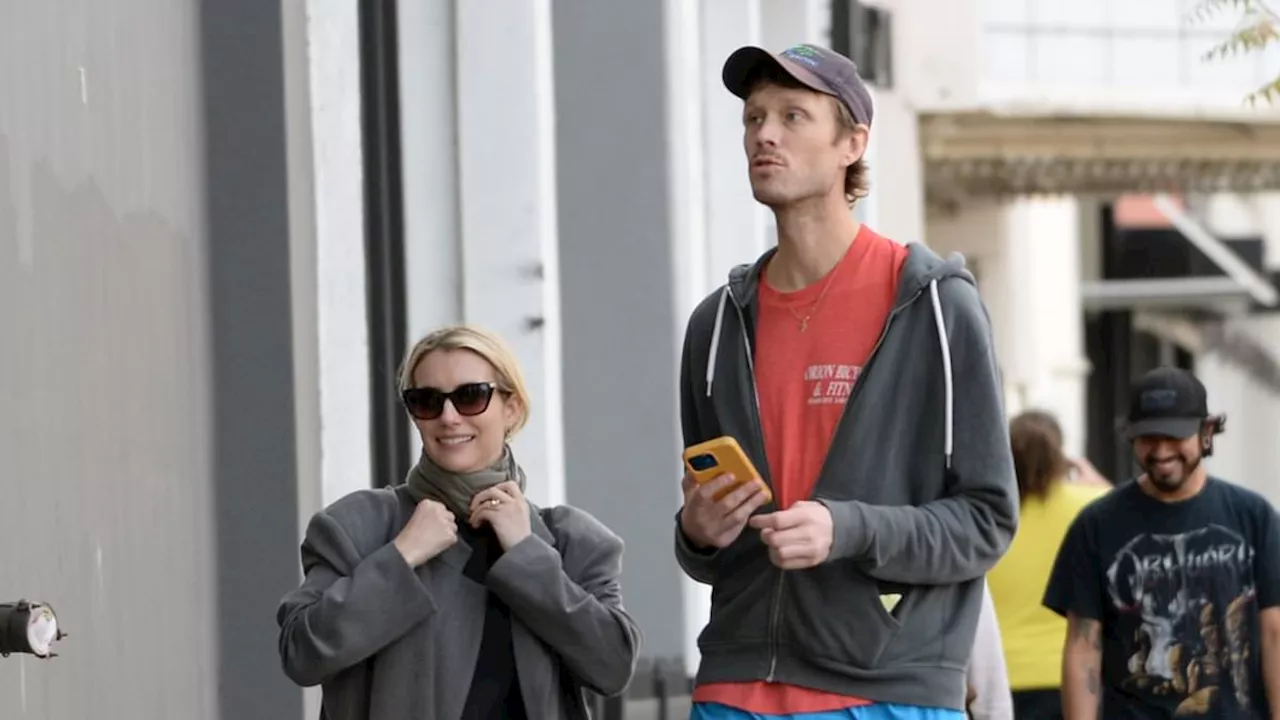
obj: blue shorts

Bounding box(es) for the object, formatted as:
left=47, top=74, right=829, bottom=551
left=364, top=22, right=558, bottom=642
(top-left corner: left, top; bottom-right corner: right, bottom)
left=690, top=701, right=966, bottom=720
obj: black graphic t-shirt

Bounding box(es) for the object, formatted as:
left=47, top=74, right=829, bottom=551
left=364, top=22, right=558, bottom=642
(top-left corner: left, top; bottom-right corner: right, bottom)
left=1044, top=477, right=1280, bottom=719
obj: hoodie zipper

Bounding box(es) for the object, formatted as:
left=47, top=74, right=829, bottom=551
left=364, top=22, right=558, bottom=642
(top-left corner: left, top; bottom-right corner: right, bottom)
left=729, top=264, right=938, bottom=681
left=725, top=284, right=788, bottom=682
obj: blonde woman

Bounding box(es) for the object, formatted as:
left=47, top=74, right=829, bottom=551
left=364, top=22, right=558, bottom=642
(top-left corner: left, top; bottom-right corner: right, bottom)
left=277, top=325, right=641, bottom=720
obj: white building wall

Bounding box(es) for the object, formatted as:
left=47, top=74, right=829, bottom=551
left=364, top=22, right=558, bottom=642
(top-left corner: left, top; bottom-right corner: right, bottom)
left=292, top=0, right=568, bottom=566
left=306, top=0, right=372, bottom=511
left=1196, top=194, right=1280, bottom=501
left=1254, top=193, right=1280, bottom=267
left=700, top=0, right=769, bottom=282
left=1006, top=198, right=1091, bottom=457
left=287, top=3, right=369, bottom=715
left=284, top=0, right=373, bottom=529
left=979, top=0, right=1280, bottom=110
left=398, top=0, right=461, bottom=341
left=864, top=86, right=924, bottom=245
left=454, top=0, right=566, bottom=508
left=926, top=198, right=1090, bottom=453
left=1198, top=320, right=1280, bottom=501
left=392, top=0, right=566, bottom=508
left=667, top=0, right=715, bottom=677
left=892, top=0, right=982, bottom=111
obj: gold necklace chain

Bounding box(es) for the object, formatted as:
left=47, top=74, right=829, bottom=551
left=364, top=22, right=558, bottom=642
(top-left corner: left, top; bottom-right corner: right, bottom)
left=785, top=260, right=844, bottom=332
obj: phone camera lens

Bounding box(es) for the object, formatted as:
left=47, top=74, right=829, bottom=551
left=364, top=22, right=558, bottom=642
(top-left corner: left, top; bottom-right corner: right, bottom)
left=690, top=454, right=718, bottom=472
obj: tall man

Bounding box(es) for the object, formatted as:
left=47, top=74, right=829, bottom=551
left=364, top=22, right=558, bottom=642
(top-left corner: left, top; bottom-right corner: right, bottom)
left=674, top=43, right=1018, bottom=720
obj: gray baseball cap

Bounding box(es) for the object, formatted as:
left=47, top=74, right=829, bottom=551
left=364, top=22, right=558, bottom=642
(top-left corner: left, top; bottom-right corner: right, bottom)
left=722, top=43, right=873, bottom=127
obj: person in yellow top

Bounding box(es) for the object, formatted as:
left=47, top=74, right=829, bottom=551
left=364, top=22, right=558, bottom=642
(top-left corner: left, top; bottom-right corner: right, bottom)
left=987, top=410, right=1110, bottom=720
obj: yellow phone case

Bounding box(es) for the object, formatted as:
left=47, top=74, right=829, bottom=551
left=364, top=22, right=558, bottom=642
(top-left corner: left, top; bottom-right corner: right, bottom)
left=682, top=436, right=773, bottom=503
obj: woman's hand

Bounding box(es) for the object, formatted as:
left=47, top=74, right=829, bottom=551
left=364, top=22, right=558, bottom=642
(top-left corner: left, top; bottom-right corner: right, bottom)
left=469, top=481, right=532, bottom=551
left=1069, top=456, right=1112, bottom=488
left=393, top=498, right=458, bottom=567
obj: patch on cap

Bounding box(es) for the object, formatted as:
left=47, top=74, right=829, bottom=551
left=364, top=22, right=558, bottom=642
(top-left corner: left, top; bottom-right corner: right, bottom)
left=1139, top=388, right=1179, bottom=413
left=780, top=44, right=822, bottom=69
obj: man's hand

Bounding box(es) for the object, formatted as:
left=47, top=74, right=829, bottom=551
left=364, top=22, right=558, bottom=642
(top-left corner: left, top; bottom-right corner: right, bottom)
left=680, top=472, right=771, bottom=549
left=748, top=501, right=833, bottom=569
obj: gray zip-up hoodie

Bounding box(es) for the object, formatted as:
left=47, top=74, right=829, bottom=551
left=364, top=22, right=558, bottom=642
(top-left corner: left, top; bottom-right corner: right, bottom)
left=674, top=241, right=1018, bottom=711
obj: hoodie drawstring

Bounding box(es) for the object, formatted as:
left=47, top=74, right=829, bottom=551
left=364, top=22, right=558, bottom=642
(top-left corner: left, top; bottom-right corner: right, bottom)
left=929, top=278, right=954, bottom=470
left=704, top=275, right=955, bottom=473
left=706, top=287, right=729, bottom=397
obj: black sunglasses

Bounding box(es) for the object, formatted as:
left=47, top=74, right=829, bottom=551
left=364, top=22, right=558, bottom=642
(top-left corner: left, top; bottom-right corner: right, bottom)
left=401, top=382, right=502, bottom=421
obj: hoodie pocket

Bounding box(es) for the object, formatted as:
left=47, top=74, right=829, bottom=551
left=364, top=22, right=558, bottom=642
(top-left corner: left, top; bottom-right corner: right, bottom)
left=780, top=563, right=914, bottom=668
left=698, top=552, right=776, bottom=647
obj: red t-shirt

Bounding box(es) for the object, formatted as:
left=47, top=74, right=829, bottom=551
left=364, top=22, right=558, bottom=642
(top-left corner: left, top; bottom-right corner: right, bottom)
left=692, top=226, right=907, bottom=714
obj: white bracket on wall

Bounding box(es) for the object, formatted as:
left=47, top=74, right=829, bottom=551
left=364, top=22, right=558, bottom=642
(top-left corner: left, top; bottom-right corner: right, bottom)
left=1152, top=194, right=1279, bottom=308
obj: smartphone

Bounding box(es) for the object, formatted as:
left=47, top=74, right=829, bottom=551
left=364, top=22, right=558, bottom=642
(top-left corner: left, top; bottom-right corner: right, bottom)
left=682, top=436, right=772, bottom=503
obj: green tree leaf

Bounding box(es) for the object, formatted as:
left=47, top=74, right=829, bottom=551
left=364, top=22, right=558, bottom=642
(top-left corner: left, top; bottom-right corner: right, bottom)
left=1189, top=0, right=1280, bottom=104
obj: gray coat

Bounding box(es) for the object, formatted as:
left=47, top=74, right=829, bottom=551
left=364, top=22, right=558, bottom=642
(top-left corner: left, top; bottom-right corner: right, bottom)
left=277, top=485, right=642, bottom=719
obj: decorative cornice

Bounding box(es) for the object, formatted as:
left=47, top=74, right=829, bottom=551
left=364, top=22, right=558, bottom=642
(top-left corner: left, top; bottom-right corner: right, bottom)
left=920, top=111, right=1280, bottom=209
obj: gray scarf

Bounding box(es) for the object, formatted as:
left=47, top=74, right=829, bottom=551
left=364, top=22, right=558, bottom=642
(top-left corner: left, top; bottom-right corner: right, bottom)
left=404, top=444, right=527, bottom=518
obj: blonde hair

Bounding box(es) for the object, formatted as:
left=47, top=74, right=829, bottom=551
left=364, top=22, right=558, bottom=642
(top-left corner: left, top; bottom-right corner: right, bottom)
left=397, top=324, right=532, bottom=437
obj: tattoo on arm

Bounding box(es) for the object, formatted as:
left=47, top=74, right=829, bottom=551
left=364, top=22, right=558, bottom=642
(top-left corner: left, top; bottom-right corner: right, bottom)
left=1068, top=616, right=1104, bottom=698
left=1070, top=617, right=1101, bottom=647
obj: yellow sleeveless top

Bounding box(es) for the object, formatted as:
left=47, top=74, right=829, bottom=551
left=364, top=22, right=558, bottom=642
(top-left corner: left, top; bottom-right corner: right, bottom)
left=987, top=480, right=1108, bottom=690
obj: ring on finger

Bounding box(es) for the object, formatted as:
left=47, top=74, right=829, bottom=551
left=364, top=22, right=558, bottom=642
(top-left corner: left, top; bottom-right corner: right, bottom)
left=486, top=498, right=501, bottom=508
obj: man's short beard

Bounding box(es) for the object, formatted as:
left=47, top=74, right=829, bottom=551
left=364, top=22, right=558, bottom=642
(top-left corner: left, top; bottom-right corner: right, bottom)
left=1142, top=452, right=1202, bottom=493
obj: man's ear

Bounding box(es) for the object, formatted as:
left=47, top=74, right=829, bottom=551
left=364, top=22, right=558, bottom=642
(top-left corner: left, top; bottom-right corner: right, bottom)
left=842, top=124, right=869, bottom=168
left=1207, top=413, right=1227, bottom=435
left=1202, top=414, right=1226, bottom=457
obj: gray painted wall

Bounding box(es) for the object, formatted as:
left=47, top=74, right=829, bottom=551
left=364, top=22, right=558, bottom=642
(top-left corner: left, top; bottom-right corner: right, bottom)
left=553, top=0, right=689, bottom=666
left=0, top=2, right=302, bottom=718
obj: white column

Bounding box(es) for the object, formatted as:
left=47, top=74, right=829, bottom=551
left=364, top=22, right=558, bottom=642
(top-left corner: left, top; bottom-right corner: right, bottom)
left=667, top=0, right=709, bottom=340
left=1001, top=197, right=1090, bottom=457
left=700, top=0, right=769, bottom=289
left=399, top=0, right=461, bottom=339
left=287, top=1, right=368, bottom=717
left=864, top=89, right=923, bottom=243
left=670, top=0, right=710, bottom=678
left=1251, top=192, right=1280, bottom=268
left=674, top=0, right=770, bottom=677
left=302, top=0, right=371, bottom=509
left=926, top=201, right=1021, bottom=408
left=455, top=0, right=565, bottom=508
left=398, top=0, right=463, bottom=463
left=1203, top=193, right=1257, bottom=238
left=928, top=199, right=1089, bottom=441
left=1197, top=317, right=1280, bottom=500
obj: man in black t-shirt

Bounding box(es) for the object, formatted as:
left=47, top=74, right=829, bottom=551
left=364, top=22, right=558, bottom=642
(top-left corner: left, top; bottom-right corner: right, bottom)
left=1043, top=366, right=1280, bottom=719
